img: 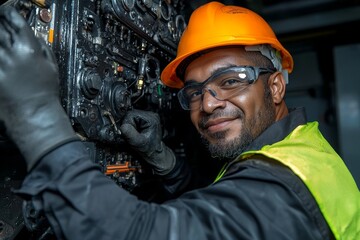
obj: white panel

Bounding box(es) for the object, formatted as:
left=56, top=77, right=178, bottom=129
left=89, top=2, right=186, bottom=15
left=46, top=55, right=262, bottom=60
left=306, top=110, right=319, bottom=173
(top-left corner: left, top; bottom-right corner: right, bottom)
left=334, top=43, right=360, bottom=187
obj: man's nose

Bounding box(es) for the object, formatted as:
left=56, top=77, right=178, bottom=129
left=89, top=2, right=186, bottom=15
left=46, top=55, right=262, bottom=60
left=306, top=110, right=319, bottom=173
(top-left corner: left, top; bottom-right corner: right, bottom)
left=200, top=88, right=226, bottom=112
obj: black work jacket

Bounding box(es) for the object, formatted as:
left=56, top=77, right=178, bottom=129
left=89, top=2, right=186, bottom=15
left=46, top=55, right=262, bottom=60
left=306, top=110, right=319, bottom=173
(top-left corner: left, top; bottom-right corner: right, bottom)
left=18, top=108, right=333, bottom=240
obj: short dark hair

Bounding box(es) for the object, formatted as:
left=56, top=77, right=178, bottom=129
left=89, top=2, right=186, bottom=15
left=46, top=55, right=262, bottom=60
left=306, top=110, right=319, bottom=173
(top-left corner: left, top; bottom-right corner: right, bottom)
left=245, top=49, right=274, bottom=69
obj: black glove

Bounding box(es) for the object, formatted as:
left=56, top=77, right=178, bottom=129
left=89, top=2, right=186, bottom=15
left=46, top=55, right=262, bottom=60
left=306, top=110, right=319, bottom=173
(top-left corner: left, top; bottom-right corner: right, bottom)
left=119, top=109, right=176, bottom=175
left=0, top=6, right=78, bottom=171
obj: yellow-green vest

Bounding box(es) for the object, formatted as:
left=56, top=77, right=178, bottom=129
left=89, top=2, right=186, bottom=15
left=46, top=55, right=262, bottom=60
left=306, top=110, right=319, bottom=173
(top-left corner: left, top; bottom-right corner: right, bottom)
left=216, top=122, right=359, bottom=239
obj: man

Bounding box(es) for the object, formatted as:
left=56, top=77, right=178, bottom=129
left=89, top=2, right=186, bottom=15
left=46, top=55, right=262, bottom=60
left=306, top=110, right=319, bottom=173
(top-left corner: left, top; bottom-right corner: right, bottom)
left=0, top=1, right=359, bottom=240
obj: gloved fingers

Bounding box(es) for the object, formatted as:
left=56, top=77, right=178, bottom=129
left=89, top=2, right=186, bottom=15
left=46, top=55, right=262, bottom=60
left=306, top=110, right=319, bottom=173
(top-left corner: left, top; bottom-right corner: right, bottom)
left=0, top=6, right=42, bottom=55
left=122, top=109, right=160, bottom=130
left=0, top=21, right=13, bottom=51
left=0, top=22, right=11, bottom=78
left=122, top=111, right=151, bottom=130
left=0, top=6, right=24, bottom=33
left=119, top=123, right=146, bottom=146
left=121, top=111, right=139, bottom=127
left=0, top=44, right=8, bottom=67
left=39, top=38, right=56, bottom=62
left=0, top=15, right=21, bottom=68
left=0, top=8, right=21, bottom=66
left=39, top=39, right=59, bottom=82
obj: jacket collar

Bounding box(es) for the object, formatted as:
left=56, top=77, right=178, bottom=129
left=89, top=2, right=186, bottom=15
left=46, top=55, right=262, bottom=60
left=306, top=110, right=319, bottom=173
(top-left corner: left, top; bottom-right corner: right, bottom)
left=244, top=107, right=307, bottom=152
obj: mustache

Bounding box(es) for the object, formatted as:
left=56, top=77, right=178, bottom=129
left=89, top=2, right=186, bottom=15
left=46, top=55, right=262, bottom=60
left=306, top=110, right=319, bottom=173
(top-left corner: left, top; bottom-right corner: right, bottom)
left=199, top=109, right=243, bottom=130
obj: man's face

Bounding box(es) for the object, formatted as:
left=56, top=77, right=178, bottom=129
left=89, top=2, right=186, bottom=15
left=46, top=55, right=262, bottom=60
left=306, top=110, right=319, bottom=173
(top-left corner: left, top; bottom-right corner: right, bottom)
left=184, top=47, right=276, bottom=160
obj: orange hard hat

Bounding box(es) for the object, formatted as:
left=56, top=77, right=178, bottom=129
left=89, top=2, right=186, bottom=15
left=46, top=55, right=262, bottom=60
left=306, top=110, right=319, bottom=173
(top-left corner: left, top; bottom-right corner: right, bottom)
left=161, top=1, right=293, bottom=88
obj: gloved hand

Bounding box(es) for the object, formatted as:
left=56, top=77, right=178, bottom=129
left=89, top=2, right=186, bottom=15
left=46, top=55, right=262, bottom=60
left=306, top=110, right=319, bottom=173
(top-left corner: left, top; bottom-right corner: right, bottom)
left=0, top=6, right=78, bottom=171
left=119, top=109, right=176, bottom=175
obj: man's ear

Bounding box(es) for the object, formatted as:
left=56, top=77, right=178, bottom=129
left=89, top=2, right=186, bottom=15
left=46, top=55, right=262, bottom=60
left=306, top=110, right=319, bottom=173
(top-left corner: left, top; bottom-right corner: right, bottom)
left=268, top=72, right=286, bottom=104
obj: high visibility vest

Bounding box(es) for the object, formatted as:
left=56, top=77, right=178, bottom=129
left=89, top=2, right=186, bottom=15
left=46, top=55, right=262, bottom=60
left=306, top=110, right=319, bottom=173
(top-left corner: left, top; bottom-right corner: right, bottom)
left=217, top=122, right=360, bottom=239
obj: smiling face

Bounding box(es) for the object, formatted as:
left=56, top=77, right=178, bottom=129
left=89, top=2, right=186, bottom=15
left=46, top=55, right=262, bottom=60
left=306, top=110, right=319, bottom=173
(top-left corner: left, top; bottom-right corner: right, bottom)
left=184, top=47, right=288, bottom=160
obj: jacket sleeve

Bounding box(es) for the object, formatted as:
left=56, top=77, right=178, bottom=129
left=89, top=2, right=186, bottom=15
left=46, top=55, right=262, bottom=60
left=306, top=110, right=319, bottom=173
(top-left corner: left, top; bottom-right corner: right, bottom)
left=16, top=141, right=328, bottom=240
left=159, top=154, right=214, bottom=196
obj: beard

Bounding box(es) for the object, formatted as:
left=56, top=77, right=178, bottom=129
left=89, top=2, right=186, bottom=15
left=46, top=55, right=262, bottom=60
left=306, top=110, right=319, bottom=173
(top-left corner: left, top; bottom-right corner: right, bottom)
left=200, top=85, right=276, bottom=160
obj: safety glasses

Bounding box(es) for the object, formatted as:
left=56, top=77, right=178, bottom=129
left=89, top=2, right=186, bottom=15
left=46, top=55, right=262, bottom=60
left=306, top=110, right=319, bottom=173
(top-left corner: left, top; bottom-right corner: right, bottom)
left=177, top=66, right=276, bottom=110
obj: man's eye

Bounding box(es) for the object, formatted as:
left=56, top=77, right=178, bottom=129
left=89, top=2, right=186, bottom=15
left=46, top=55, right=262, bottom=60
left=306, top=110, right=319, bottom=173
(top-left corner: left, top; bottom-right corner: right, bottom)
left=221, top=78, right=245, bottom=88
left=186, top=88, right=203, bottom=99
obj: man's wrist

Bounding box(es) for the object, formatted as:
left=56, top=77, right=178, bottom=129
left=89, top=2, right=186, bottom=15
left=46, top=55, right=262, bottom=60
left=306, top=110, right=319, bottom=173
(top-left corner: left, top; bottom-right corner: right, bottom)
left=152, top=145, right=177, bottom=176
